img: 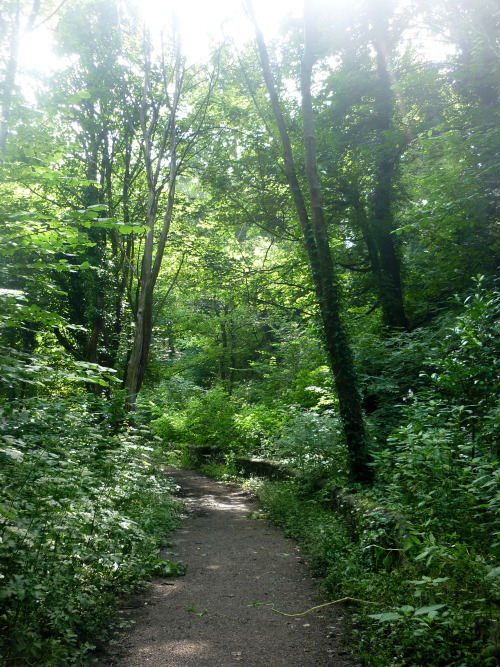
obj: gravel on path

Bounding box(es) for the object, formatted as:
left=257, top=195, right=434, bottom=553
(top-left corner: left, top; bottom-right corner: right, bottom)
left=97, top=467, right=359, bottom=666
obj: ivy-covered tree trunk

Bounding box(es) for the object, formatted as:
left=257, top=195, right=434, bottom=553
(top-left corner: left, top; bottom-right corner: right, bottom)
left=301, top=6, right=372, bottom=483
left=248, top=1, right=373, bottom=483
left=370, top=7, right=408, bottom=330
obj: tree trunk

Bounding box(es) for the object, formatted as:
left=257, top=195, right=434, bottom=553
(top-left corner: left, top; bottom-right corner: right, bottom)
left=248, top=1, right=373, bottom=483
left=370, top=11, right=408, bottom=330
left=124, top=38, right=181, bottom=411
left=123, top=35, right=217, bottom=411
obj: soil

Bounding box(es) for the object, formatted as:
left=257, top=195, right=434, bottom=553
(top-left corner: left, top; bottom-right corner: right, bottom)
left=96, top=467, right=360, bottom=667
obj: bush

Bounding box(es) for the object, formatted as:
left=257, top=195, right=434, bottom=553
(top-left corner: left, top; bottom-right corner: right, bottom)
left=269, top=408, right=346, bottom=479
left=0, top=395, right=182, bottom=665
left=232, top=402, right=287, bottom=456
left=374, top=278, right=500, bottom=549
left=141, top=376, right=204, bottom=443
left=183, top=386, right=240, bottom=451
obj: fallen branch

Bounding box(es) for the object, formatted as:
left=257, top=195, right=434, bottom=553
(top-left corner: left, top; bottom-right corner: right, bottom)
left=251, top=597, right=380, bottom=617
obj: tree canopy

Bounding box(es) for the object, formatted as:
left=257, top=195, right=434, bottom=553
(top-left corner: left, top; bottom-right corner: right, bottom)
left=1, top=0, right=499, bottom=664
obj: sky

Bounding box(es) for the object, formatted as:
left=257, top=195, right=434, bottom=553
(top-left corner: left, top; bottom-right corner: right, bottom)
left=19, top=0, right=304, bottom=75
left=18, top=0, right=452, bottom=82
left=137, top=0, right=304, bottom=62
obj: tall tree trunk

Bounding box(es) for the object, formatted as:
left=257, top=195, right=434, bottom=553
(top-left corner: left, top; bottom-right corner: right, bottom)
left=82, top=114, right=106, bottom=380
left=248, top=1, right=373, bottom=483
left=123, top=35, right=218, bottom=411
left=124, top=38, right=182, bottom=411
left=370, top=10, right=408, bottom=330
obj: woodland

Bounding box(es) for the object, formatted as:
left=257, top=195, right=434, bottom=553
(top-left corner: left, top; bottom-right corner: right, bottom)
left=0, top=0, right=499, bottom=664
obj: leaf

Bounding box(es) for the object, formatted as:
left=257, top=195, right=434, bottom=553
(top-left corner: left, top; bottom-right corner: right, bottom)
left=486, top=566, right=500, bottom=579
left=159, top=559, right=186, bottom=576
left=369, top=612, right=403, bottom=622
left=117, top=225, right=133, bottom=234
left=400, top=605, right=415, bottom=613
left=413, top=604, right=445, bottom=616
left=68, top=90, right=92, bottom=103
left=0, top=447, right=24, bottom=462
left=382, top=554, right=393, bottom=569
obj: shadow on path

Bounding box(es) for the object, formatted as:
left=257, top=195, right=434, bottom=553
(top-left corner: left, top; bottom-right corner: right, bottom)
left=97, top=467, right=359, bottom=666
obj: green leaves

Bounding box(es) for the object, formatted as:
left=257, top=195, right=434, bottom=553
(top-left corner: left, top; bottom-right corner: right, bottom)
left=369, top=604, right=446, bottom=623
left=67, top=90, right=92, bottom=104
left=0, top=399, right=182, bottom=664
left=413, top=604, right=446, bottom=618
left=369, top=611, right=404, bottom=621
left=156, top=559, right=187, bottom=577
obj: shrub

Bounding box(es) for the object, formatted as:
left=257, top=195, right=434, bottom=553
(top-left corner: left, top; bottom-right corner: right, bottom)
left=183, top=386, right=240, bottom=451
left=0, top=396, right=182, bottom=665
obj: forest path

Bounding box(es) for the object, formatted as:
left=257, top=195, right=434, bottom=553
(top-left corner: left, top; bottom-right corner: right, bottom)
left=98, top=467, right=358, bottom=666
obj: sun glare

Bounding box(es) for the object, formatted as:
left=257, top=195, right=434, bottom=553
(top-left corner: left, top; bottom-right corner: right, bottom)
left=134, top=0, right=304, bottom=63
left=17, top=0, right=455, bottom=83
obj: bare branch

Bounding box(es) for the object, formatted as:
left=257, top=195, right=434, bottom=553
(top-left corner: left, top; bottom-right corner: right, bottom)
left=31, top=0, right=71, bottom=31
left=152, top=252, right=186, bottom=327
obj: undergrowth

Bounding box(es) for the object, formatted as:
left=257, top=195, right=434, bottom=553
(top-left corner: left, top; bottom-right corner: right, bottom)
left=144, top=278, right=500, bottom=665
left=254, top=479, right=500, bottom=666
left=0, top=395, right=183, bottom=666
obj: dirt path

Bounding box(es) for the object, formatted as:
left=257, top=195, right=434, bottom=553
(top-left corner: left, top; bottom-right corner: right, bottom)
left=98, top=467, right=359, bottom=666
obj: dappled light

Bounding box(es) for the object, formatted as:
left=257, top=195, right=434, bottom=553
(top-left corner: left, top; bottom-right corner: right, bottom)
left=1, top=0, right=498, bottom=664
left=136, top=639, right=213, bottom=663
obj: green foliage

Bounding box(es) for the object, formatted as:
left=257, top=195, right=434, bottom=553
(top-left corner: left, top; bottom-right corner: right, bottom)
left=0, top=396, right=182, bottom=665
left=199, top=453, right=238, bottom=481
left=355, top=279, right=500, bottom=664
left=429, top=276, right=500, bottom=455
left=147, top=380, right=243, bottom=454
left=355, top=326, right=435, bottom=441
left=265, top=408, right=347, bottom=480
left=1, top=0, right=499, bottom=661
left=183, top=386, right=240, bottom=451
left=232, top=402, right=288, bottom=455
left=238, top=324, right=332, bottom=409
left=256, top=481, right=353, bottom=576
left=255, top=479, right=500, bottom=666
left=374, top=279, right=500, bottom=547
left=143, top=376, right=204, bottom=442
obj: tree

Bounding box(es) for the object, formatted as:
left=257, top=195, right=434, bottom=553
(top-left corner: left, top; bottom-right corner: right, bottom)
left=246, top=0, right=373, bottom=483
left=367, top=0, right=409, bottom=329
left=306, top=0, right=410, bottom=330
left=49, top=0, right=129, bottom=374
left=123, top=29, right=218, bottom=411
left=393, top=0, right=499, bottom=319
